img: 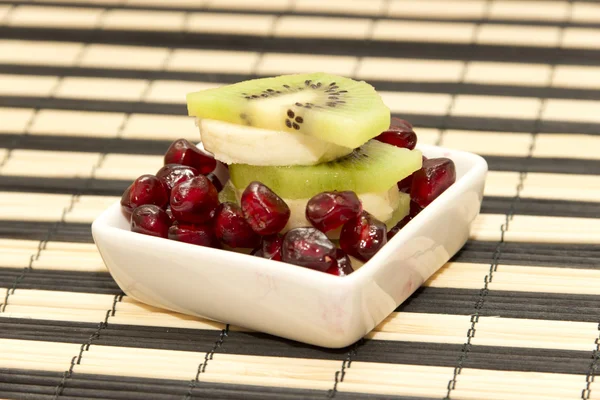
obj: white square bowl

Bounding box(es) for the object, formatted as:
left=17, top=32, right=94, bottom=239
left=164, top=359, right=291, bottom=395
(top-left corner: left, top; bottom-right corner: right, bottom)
left=92, top=144, right=487, bottom=348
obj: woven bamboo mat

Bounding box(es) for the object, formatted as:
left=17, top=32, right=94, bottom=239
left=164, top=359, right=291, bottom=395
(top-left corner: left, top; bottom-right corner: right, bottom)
left=0, top=0, right=600, bottom=398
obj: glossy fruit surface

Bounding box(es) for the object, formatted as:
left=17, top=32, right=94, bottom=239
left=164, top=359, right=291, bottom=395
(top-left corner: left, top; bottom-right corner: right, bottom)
left=168, top=223, right=219, bottom=248
left=410, top=158, right=456, bottom=208
left=241, top=181, right=290, bottom=235
left=282, top=227, right=337, bottom=271
left=340, top=211, right=387, bottom=262
left=305, top=191, right=362, bottom=232
left=325, top=249, right=354, bottom=276
left=164, top=138, right=217, bottom=175
left=129, top=174, right=169, bottom=209
left=214, top=202, right=261, bottom=248
left=170, top=176, right=219, bottom=224
left=131, top=205, right=170, bottom=238
left=261, top=234, right=283, bottom=261
left=156, top=164, right=199, bottom=190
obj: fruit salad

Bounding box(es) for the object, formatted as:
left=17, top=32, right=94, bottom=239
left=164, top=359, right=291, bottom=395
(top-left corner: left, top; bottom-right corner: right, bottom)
left=120, top=73, right=457, bottom=276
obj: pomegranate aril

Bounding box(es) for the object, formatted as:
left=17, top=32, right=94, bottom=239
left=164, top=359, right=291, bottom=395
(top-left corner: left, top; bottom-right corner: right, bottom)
left=340, top=211, right=387, bottom=262
left=214, top=202, right=261, bottom=248
left=120, top=184, right=133, bottom=216
left=156, top=164, right=199, bottom=191
left=325, top=249, right=354, bottom=276
left=374, top=129, right=417, bottom=150
left=241, top=181, right=290, bottom=236
left=168, top=222, right=220, bottom=248
left=282, top=227, right=337, bottom=271
left=205, top=172, right=223, bottom=193
left=128, top=174, right=169, bottom=209
left=170, top=175, right=219, bottom=224
left=306, top=191, right=362, bottom=232
left=387, top=215, right=411, bottom=240
left=397, top=174, right=413, bottom=193
left=164, top=138, right=217, bottom=175
left=131, top=205, right=171, bottom=238
left=165, top=206, right=175, bottom=224
left=409, top=200, right=423, bottom=218
left=261, top=234, right=283, bottom=261
left=410, top=157, right=456, bottom=208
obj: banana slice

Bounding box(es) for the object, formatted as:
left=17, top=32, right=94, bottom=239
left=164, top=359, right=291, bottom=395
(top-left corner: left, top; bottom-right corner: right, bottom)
left=197, top=118, right=353, bottom=166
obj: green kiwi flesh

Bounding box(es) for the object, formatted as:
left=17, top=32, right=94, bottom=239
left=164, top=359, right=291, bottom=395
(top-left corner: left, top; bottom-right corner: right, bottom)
left=228, top=140, right=422, bottom=199
left=186, top=72, right=390, bottom=149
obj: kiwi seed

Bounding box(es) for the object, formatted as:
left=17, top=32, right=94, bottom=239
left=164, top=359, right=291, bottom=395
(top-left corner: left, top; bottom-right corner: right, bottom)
left=287, top=110, right=295, bottom=118
left=295, top=116, right=303, bottom=123
left=292, top=123, right=300, bottom=130
left=285, top=119, right=292, bottom=128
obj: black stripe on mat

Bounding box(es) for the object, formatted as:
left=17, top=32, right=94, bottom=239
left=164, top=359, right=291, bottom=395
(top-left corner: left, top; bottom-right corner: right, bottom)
left=454, top=240, right=600, bottom=268
left=0, top=369, right=425, bottom=400
left=0, top=318, right=596, bottom=376
left=0, top=268, right=120, bottom=294
left=398, top=287, right=600, bottom=322
left=1, top=0, right=599, bottom=30
left=4, top=64, right=600, bottom=102
left=3, top=96, right=600, bottom=135
left=0, top=221, right=92, bottom=243
left=0, top=134, right=174, bottom=156
left=2, top=26, right=600, bottom=66
left=484, top=156, right=600, bottom=175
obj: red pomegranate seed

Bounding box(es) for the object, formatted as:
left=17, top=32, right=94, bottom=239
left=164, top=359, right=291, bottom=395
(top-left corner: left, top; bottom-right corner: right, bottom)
left=164, top=139, right=217, bottom=175
left=214, top=202, right=261, bottom=248
left=131, top=204, right=171, bottom=238
left=325, top=249, right=354, bottom=276
left=261, top=234, right=283, bottom=261
left=168, top=222, right=220, bottom=248
left=241, top=182, right=290, bottom=236
left=120, top=184, right=133, bottom=216
left=305, top=191, right=362, bottom=232
left=128, top=174, right=169, bottom=209
left=374, top=129, right=417, bottom=150
left=205, top=172, right=223, bottom=193
left=410, top=157, right=456, bottom=208
left=170, top=175, right=219, bottom=224
left=156, top=164, right=199, bottom=191
left=165, top=206, right=175, bottom=224
left=397, top=174, right=413, bottom=193
left=282, top=227, right=337, bottom=272
left=340, top=211, right=387, bottom=262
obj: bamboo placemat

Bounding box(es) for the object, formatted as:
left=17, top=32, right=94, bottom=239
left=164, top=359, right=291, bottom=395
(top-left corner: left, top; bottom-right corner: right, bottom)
left=1, top=0, right=600, bottom=399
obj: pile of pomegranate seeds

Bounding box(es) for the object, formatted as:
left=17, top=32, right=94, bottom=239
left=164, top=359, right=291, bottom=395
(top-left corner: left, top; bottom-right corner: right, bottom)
left=122, top=120, right=457, bottom=276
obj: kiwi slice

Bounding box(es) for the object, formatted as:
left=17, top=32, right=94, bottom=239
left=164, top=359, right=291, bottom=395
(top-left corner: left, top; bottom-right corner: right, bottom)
left=229, top=140, right=422, bottom=199
left=187, top=73, right=390, bottom=149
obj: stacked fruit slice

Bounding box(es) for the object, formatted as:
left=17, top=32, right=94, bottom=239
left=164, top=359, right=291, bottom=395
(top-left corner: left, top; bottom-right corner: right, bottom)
left=120, top=73, right=457, bottom=276
left=188, top=73, right=422, bottom=236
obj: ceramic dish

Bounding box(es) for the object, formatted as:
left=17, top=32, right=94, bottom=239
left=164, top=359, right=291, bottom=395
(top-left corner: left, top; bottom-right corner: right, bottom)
left=92, top=144, right=487, bottom=348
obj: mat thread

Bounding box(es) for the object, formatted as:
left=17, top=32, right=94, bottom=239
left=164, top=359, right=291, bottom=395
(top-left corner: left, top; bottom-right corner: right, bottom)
left=52, top=293, right=123, bottom=399
left=444, top=2, right=574, bottom=398
left=184, top=324, right=230, bottom=400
